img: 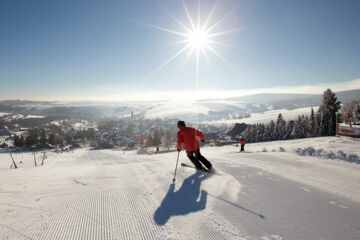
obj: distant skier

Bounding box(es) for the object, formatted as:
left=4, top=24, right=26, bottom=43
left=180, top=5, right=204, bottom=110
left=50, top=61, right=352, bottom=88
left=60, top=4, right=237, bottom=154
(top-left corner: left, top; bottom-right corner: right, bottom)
left=177, top=120, right=212, bottom=171
left=239, top=136, right=245, bottom=152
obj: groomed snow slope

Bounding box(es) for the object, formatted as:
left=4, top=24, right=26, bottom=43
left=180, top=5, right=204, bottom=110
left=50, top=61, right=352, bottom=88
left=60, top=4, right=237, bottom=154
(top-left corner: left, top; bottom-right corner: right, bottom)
left=1, top=136, right=360, bottom=239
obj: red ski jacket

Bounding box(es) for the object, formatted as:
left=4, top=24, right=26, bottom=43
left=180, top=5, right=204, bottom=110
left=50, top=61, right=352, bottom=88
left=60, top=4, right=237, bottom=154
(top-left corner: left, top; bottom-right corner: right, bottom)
left=239, top=138, right=245, bottom=145
left=177, top=126, right=205, bottom=151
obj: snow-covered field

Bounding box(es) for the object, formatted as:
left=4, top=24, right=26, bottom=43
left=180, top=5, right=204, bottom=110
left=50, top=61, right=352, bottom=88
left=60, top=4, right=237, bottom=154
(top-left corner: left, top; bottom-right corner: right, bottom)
left=24, top=115, right=45, bottom=119
left=1, top=136, right=360, bottom=239
left=0, top=112, right=10, bottom=117
left=144, top=101, right=316, bottom=124
left=203, top=107, right=319, bottom=125
left=0, top=113, right=45, bottom=121
left=0, top=99, right=318, bottom=124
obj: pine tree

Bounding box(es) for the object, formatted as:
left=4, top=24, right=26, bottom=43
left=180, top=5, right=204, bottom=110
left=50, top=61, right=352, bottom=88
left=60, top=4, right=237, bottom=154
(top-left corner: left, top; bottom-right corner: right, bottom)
left=267, top=120, right=276, bottom=141
left=242, top=125, right=253, bottom=143
left=258, top=123, right=265, bottom=142
left=303, top=116, right=310, bottom=137
left=152, top=128, right=161, bottom=146
left=14, top=135, right=24, bottom=147
left=317, top=89, right=341, bottom=136
left=20, top=135, right=25, bottom=146
left=25, top=128, right=39, bottom=148
left=297, top=115, right=307, bottom=138
left=65, top=134, right=73, bottom=145
left=309, top=107, right=316, bottom=137
left=49, top=133, right=56, bottom=145
left=286, top=120, right=295, bottom=139
left=354, top=99, right=360, bottom=123
left=276, top=113, right=286, bottom=140
left=40, top=129, right=47, bottom=146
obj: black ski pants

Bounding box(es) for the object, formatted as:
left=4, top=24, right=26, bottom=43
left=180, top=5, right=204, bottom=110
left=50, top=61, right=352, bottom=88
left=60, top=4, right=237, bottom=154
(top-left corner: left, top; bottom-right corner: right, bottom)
left=240, top=144, right=245, bottom=152
left=186, top=149, right=212, bottom=170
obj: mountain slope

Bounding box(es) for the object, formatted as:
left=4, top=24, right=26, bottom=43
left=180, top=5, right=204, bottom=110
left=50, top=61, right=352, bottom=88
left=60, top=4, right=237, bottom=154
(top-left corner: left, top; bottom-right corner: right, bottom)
left=0, top=136, right=359, bottom=239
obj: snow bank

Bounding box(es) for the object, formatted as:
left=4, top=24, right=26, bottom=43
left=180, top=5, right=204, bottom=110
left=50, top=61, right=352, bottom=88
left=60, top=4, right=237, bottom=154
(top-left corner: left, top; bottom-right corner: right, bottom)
left=295, top=147, right=359, bottom=164
left=215, top=136, right=360, bottom=203
left=25, top=115, right=45, bottom=119
left=0, top=112, right=10, bottom=117
left=245, top=136, right=360, bottom=164
left=202, top=171, right=242, bottom=202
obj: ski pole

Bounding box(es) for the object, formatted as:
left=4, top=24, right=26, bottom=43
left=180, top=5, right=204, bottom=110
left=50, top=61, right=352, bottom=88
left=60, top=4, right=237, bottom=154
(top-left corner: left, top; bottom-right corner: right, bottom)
left=172, top=151, right=180, bottom=183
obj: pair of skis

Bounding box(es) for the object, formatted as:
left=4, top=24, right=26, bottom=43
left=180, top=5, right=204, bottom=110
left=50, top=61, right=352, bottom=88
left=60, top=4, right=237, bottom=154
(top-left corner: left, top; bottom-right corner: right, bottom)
left=180, top=162, right=215, bottom=174
left=172, top=152, right=215, bottom=183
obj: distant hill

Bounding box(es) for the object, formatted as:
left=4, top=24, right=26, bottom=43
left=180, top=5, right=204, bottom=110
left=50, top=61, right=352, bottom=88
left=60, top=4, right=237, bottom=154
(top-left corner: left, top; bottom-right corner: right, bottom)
left=0, top=89, right=358, bottom=121
left=336, top=89, right=360, bottom=105
left=227, top=89, right=360, bottom=110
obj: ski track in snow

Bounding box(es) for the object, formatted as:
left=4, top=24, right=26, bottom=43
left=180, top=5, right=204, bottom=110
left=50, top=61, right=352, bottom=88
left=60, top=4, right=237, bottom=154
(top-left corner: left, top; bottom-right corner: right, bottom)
left=0, top=149, right=277, bottom=240
left=1, top=136, right=360, bottom=239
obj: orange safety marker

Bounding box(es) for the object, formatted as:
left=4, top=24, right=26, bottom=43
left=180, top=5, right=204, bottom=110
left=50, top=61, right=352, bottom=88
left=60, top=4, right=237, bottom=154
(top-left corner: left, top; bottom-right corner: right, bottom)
left=10, top=152, right=18, bottom=169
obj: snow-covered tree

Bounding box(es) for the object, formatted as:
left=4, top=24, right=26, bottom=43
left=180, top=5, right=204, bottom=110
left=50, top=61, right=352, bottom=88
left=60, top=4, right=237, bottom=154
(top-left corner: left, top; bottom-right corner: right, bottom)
left=317, top=89, right=341, bottom=136
left=14, top=135, right=25, bottom=147
left=275, top=113, right=286, bottom=140
left=48, top=133, right=56, bottom=145
left=354, top=99, right=360, bottom=123
left=341, top=98, right=360, bottom=124
left=266, top=120, right=276, bottom=141
left=309, top=107, right=316, bottom=137
left=40, top=129, right=47, bottom=146
left=152, top=128, right=162, bottom=146
left=144, top=134, right=154, bottom=147
left=24, top=128, right=40, bottom=147
left=161, top=130, right=172, bottom=150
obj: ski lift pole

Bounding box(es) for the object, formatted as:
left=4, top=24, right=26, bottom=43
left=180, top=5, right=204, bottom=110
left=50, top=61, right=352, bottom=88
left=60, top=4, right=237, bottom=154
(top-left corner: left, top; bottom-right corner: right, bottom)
left=34, top=152, right=37, bottom=166
left=172, top=151, right=180, bottom=183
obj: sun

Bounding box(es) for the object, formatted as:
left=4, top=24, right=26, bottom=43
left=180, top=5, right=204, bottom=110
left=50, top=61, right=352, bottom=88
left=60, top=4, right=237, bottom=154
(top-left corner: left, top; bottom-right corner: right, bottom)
left=139, top=0, right=239, bottom=90
left=187, top=29, right=209, bottom=50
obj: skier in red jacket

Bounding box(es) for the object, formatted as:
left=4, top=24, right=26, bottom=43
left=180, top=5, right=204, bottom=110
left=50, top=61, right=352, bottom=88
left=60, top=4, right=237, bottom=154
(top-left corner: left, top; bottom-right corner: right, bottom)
left=239, top=136, right=245, bottom=152
left=177, top=121, right=212, bottom=171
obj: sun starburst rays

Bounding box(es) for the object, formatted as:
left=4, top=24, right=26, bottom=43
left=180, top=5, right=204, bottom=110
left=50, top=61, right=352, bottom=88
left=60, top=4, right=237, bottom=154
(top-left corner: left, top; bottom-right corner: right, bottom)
left=142, top=0, right=238, bottom=90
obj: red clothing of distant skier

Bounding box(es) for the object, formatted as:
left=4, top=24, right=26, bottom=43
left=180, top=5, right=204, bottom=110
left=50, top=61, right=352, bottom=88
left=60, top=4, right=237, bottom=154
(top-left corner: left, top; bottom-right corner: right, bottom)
left=239, top=138, right=245, bottom=145
left=177, top=126, right=205, bottom=151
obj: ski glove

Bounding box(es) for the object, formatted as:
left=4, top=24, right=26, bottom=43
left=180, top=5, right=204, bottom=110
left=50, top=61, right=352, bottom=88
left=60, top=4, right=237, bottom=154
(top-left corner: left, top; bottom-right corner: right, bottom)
left=177, top=148, right=181, bottom=152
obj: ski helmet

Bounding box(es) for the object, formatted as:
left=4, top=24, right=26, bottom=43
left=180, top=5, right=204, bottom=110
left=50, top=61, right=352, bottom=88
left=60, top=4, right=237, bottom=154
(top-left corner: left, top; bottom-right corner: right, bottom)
left=177, top=120, right=185, bottom=128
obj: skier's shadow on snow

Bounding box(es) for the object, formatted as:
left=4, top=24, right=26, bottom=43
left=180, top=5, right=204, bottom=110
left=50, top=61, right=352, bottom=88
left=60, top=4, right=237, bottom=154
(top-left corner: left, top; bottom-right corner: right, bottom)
left=154, top=171, right=210, bottom=226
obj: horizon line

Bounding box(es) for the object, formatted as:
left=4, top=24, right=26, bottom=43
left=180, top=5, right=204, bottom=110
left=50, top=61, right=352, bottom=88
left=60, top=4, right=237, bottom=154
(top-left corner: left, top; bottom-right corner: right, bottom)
left=1, top=78, right=359, bottom=102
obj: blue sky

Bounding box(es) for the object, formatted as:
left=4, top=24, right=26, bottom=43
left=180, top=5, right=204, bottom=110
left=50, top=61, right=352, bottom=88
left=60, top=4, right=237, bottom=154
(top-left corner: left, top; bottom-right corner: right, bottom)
left=1, top=0, right=359, bottom=101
